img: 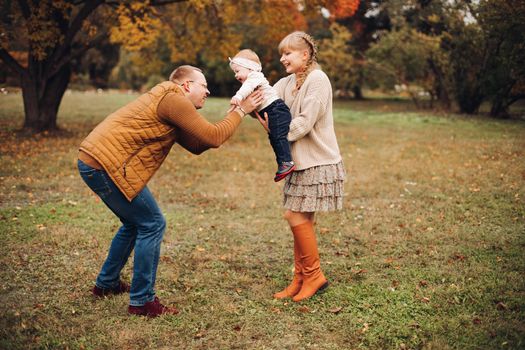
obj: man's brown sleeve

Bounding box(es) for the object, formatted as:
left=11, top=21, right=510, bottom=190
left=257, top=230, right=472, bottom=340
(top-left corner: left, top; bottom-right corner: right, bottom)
left=157, top=93, right=243, bottom=152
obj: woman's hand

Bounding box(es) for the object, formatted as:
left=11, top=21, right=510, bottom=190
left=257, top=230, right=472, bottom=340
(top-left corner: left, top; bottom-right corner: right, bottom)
left=255, top=111, right=270, bottom=133
left=239, top=90, right=263, bottom=114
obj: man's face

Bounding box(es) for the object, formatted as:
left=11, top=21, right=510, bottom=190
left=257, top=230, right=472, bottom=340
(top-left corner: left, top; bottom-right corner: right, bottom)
left=185, top=71, right=210, bottom=109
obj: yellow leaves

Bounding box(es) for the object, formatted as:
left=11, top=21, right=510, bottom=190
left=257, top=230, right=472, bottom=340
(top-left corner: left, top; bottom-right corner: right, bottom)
left=319, top=23, right=357, bottom=91
left=164, top=1, right=243, bottom=63
left=188, top=0, right=216, bottom=11
left=110, top=2, right=162, bottom=52
left=427, top=14, right=441, bottom=24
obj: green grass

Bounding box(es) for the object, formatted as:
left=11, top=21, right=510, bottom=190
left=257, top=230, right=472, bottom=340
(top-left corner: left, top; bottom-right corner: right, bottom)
left=0, top=91, right=524, bottom=349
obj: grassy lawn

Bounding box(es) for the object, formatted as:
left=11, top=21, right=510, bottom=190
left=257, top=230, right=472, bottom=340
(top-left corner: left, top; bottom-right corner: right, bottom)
left=0, top=91, right=524, bottom=349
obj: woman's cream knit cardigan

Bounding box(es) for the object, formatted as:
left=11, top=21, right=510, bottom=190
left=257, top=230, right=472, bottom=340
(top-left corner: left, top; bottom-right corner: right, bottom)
left=273, top=69, right=342, bottom=170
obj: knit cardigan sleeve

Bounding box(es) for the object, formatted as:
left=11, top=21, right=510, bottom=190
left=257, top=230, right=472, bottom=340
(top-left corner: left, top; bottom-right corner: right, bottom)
left=157, top=93, right=242, bottom=154
left=288, top=71, right=330, bottom=142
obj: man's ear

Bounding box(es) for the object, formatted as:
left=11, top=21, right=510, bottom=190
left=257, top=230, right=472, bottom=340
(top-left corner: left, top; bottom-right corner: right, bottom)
left=181, top=81, right=191, bottom=92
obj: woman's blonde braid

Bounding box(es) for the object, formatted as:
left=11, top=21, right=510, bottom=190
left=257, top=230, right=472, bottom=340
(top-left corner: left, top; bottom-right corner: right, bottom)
left=294, top=33, right=320, bottom=94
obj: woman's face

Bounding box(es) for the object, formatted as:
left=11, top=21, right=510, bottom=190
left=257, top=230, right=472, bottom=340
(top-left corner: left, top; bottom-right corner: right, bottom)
left=280, top=48, right=309, bottom=74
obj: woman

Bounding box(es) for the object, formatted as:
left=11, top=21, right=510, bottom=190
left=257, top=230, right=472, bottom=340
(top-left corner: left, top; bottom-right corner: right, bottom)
left=257, top=31, right=346, bottom=302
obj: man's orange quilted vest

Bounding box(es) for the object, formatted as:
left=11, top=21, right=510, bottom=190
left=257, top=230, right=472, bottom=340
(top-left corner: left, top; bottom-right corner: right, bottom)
left=79, top=81, right=182, bottom=201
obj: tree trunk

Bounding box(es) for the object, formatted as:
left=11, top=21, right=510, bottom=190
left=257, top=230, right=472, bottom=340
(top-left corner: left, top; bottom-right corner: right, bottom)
left=428, top=58, right=451, bottom=110
left=489, top=98, right=509, bottom=118
left=21, top=63, right=71, bottom=131
left=352, top=85, right=364, bottom=100
left=457, top=85, right=484, bottom=114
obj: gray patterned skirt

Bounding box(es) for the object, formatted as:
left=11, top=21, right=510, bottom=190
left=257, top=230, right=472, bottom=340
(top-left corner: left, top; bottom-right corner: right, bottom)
left=283, top=160, right=346, bottom=212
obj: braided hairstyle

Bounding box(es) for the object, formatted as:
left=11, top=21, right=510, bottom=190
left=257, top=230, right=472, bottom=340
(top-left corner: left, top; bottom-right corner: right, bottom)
left=278, top=31, right=320, bottom=94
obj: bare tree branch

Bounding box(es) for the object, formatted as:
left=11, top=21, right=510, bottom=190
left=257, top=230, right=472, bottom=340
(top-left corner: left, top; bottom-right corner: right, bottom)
left=0, top=48, right=27, bottom=77
left=48, top=33, right=107, bottom=78
left=16, top=0, right=30, bottom=19
left=46, top=0, right=105, bottom=78
left=62, top=0, right=105, bottom=51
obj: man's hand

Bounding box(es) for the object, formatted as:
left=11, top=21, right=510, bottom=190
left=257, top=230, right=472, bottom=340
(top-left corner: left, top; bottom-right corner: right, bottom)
left=239, top=90, right=263, bottom=114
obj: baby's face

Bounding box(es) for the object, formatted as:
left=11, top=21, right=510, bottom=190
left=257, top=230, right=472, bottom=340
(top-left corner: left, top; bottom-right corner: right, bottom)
left=231, top=64, right=251, bottom=83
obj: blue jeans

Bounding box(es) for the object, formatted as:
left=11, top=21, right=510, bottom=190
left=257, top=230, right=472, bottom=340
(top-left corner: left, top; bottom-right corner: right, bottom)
left=260, top=99, right=292, bottom=165
left=78, top=160, right=166, bottom=306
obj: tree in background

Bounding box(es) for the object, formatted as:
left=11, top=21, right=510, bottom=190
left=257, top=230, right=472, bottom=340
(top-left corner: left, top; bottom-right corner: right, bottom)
left=324, top=0, right=391, bottom=99
left=366, top=26, right=443, bottom=108
left=76, top=37, right=120, bottom=89
left=115, top=0, right=360, bottom=95
left=441, top=20, right=486, bottom=114
left=477, top=0, right=525, bottom=117
left=318, top=23, right=359, bottom=98
left=0, top=0, right=184, bottom=132
left=438, top=0, right=525, bottom=116
left=361, top=0, right=524, bottom=116
left=0, top=0, right=360, bottom=131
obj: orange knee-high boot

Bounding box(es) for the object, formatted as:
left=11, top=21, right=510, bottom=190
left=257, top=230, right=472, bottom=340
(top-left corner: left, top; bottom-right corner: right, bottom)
left=273, top=232, right=303, bottom=299
left=292, top=221, right=329, bottom=302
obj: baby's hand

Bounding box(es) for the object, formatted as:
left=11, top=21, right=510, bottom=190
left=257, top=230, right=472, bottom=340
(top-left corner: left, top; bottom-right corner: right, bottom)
left=227, top=97, right=241, bottom=113
left=230, top=97, right=241, bottom=106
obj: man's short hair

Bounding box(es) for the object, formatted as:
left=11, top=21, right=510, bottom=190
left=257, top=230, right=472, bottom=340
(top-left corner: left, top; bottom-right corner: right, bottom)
left=169, top=65, right=202, bottom=84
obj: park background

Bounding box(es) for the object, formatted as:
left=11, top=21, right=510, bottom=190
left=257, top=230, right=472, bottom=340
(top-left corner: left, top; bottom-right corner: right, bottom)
left=1, top=0, right=524, bottom=349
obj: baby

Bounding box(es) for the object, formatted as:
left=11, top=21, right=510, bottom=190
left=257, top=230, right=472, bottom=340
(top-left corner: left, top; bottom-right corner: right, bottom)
left=229, top=49, right=295, bottom=182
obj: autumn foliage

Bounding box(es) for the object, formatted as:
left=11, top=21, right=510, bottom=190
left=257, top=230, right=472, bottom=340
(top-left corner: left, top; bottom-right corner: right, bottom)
left=328, top=0, right=360, bottom=19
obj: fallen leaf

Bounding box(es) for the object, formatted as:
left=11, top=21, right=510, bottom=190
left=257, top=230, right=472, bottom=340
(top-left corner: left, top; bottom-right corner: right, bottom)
left=298, top=306, right=311, bottom=313
left=361, top=323, right=369, bottom=333
left=328, top=306, right=343, bottom=314
left=496, top=302, right=507, bottom=310
left=392, top=280, right=400, bottom=288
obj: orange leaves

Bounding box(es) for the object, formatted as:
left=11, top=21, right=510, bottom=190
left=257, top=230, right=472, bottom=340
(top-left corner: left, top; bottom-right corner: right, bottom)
left=252, top=0, right=307, bottom=43
left=327, top=0, right=360, bottom=19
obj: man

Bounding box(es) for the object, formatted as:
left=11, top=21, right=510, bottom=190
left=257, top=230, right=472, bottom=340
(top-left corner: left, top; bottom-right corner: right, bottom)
left=78, top=65, right=262, bottom=317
